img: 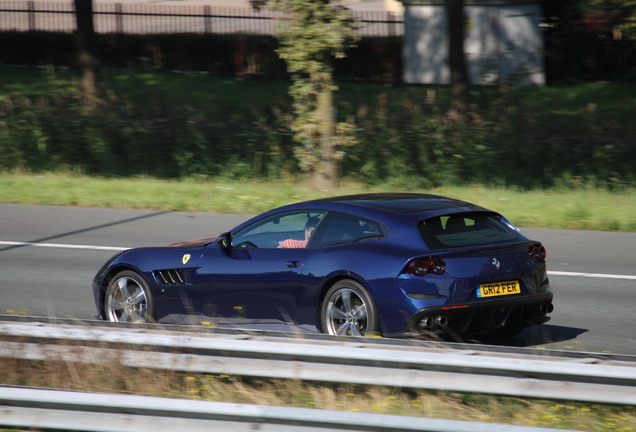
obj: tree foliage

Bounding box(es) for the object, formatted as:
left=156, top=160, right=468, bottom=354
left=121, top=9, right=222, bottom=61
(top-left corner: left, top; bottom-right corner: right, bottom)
left=544, top=0, right=636, bottom=19
left=586, top=0, right=636, bottom=40
left=544, top=0, right=636, bottom=39
left=258, top=0, right=359, bottom=187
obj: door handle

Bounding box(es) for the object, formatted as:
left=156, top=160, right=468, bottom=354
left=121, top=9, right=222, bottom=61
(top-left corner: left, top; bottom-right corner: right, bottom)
left=286, top=260, right=300, bottom=268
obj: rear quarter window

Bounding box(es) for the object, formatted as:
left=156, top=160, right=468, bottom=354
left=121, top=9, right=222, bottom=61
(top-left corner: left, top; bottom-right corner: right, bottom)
left=418, top=212, right=526, bottom=250
left=312, top=212, right=386, bottom=248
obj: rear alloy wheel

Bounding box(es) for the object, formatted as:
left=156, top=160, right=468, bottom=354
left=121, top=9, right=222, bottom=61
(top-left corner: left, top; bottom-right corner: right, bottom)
left=104, top=270, right=155, bottom=323
left=321, top=280, right=379, bottom=337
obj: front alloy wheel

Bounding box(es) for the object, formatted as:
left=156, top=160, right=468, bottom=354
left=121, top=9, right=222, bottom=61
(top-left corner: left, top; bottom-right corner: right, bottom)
left=104, top=270, right=154, bottom=323
left=321, top=280, right=379, bottom=337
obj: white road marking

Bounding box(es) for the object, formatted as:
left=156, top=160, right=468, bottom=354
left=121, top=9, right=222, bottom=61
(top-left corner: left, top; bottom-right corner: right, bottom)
left=2, top=240, right=636, bottom=281
left=0, top=241, right=127, bottom=252
left=548, top=270, right=636, bottom=281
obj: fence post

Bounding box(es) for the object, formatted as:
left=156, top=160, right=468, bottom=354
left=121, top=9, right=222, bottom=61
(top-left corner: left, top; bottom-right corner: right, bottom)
left=204, top=5, right=211, bottom=33
left=28, top=1, right=35, bottom=31
left=115, top=3, right=123, bottom=34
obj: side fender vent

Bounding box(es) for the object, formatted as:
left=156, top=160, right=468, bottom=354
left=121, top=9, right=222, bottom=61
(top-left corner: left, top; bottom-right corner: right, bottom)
left=153, top=269, right=186, bottom=285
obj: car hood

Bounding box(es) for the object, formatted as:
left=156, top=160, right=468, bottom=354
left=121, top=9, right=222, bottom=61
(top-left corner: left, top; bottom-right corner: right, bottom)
left=165, top=236, right=218, bottom=248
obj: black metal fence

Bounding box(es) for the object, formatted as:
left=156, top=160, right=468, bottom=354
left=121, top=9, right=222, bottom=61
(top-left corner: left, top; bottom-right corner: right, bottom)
left=542, top=15, right=636, bottom=80
left=0, top=1, right=404, bottom=36
left=0, top=1, right=403, bottom=80
left=0, top=1, right=633, bottom=81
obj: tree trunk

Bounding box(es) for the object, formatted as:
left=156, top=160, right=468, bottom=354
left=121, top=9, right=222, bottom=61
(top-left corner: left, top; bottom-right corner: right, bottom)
left=447, top=0, right=470, bottom=119
left=313, top=69, right=337, bottom=189
left=74, top=0, right=101, bottom=111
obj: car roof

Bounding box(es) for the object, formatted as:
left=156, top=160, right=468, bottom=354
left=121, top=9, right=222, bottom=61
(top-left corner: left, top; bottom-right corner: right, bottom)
left=230, top=193, right=493, bottom=239
left=307, top=193, right=487, bottom=216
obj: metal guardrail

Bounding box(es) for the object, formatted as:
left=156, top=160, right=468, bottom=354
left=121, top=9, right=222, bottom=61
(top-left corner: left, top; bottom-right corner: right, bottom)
left=2, top=320, right=636, bottom=406
left=0, top=386, right=584, bottom=432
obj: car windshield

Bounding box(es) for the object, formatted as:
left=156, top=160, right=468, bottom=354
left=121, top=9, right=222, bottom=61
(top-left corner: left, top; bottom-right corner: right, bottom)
left=418, top=212, right=527, bottom=250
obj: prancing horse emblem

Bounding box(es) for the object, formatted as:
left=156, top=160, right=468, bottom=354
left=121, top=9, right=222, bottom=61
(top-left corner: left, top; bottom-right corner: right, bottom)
left=182, top=254, right=191, bottom=265
left=492, top=258, right=501, bottom=270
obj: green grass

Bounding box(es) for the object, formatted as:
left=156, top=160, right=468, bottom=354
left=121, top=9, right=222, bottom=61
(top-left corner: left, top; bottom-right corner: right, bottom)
left=1, top=172, right=634, bottom=231
left=0, top=67, right=291, bottom=107
left=3, top=68, right=635, bottom=124
left=516, top=81, right=636, bottom=119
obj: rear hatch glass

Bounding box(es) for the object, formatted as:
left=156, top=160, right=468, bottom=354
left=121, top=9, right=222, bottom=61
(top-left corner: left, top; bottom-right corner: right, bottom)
left=418, top=212, right=527, bottom=250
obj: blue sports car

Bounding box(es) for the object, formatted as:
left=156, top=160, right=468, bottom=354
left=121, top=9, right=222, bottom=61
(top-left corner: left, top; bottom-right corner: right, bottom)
left=92, top=193, right=553, bottom=340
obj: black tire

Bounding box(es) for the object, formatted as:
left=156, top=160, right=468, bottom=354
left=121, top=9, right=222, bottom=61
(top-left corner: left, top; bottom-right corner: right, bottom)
left=104, top=270, right=155, bottom=323
left=320, top=279, right=380, bottom=337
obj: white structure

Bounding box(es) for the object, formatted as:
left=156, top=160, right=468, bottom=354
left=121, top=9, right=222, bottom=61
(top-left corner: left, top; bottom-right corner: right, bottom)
left=341, top=0, right=404, bottom=13
left=401, top=0, right=545, bottom=86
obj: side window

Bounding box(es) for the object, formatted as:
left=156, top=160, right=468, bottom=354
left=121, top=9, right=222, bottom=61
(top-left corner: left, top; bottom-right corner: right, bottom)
left=231, top=211, right=325, bottom=249
left=313, top=212, right=386, bottom=248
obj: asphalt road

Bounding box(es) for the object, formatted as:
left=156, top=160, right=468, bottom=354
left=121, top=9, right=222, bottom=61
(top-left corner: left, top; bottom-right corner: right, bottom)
left=1, top=203, right=635, bottom=356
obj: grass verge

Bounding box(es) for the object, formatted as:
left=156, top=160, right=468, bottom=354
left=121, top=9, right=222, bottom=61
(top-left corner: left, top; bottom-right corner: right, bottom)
left=2, top=357, right=635, bottom=431
left=1, top=172, right=635, bottom=231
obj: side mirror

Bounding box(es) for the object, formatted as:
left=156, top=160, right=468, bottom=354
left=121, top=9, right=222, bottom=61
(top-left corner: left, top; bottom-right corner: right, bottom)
left=216, top=232, right=232, bottom=249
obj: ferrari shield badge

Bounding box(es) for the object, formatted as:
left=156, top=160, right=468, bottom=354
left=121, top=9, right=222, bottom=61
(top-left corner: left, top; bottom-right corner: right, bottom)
left=182, top=254, right=191, bottom=265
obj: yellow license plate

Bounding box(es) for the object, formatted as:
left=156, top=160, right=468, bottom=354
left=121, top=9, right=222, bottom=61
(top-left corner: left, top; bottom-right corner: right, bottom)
left=477, top=280, right=521, bottom=298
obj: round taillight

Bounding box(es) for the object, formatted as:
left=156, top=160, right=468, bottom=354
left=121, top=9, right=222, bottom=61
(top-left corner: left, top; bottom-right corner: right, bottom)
left=529, top=244, right=547, bottom=263
left=407, top=259, right=428, bottom=276
left=405, top=257, right=446, bottom=276
left=430, top=258, right=447, bottom=275
left=539, top=245, right=547, bottom=261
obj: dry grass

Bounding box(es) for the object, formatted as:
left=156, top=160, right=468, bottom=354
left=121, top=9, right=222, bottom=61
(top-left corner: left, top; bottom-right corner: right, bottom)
left=2, top=356, right=635, bottom=432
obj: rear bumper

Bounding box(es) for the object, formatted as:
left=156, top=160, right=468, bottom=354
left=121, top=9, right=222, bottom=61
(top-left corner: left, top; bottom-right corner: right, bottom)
left=407, top=292, right=554, bottom=338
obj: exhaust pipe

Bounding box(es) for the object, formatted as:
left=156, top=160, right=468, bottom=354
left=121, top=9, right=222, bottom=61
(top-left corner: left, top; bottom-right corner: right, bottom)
left=420, top=317, right=435, bottom=329
left=419, top=315, right=449, bottom=331
left=435, top=315, right=449, bottom=328
left=539, top=302, right=554, bottom=314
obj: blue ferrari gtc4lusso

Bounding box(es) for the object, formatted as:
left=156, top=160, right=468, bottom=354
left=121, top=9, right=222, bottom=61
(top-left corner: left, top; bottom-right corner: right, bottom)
left=92, top=193, right=553, bottom=340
